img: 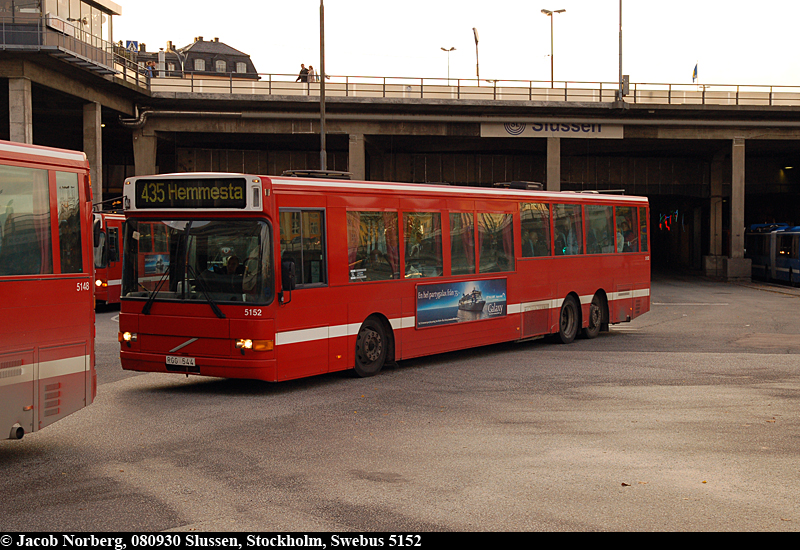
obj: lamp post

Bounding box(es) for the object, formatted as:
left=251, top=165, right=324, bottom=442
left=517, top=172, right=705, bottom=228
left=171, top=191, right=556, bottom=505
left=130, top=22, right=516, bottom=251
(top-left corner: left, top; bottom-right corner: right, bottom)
left=541, top=8, right=565, bottom=88
left=618, top=0, right=623, bottom=101
left=319, top=0, right=327, bottom=170
left=441, top=47, right=456, bottom=84
left=472, top=28, right=480, bottom=85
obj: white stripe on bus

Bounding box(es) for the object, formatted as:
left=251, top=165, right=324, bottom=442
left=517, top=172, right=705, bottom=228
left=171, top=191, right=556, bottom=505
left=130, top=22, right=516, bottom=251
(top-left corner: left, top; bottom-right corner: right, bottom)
left=275, top=290, right=649, bottom=346
left=0, top=355, right=88, bottom=388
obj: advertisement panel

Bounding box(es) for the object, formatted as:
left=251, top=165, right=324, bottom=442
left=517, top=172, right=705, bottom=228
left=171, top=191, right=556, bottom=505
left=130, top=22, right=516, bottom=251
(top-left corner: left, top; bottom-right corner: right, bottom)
left=416, top=279, right=507, bottom=328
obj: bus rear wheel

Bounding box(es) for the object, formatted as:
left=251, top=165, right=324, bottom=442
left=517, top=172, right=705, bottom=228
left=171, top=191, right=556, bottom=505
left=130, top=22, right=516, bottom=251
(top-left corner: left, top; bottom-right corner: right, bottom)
left=354, top=317, right=388, bottom=377
left=556, top=295, right=580, bottom=344
left=582, top=294, right=603, bottom=339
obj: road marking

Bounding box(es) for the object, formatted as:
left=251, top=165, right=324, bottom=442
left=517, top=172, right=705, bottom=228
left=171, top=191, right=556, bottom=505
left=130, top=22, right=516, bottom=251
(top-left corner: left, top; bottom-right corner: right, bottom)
left=652, top=302, right=729, bottom=306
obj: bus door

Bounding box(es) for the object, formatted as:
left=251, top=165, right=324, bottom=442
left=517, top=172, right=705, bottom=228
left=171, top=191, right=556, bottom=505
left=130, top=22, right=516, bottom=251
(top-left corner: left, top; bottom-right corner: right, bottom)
left=277, top=207, right=338, bottom=380
left=105, top=217, right=122, bottom=302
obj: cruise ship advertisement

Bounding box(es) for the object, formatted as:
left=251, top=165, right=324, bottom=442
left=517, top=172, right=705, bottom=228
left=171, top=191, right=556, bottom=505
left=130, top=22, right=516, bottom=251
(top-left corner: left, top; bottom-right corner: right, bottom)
left=416, top=279, right=507, bottom=328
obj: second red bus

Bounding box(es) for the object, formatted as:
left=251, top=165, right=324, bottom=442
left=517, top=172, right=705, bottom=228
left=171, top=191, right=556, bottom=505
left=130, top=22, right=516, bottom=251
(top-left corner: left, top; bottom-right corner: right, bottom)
left=93, top=210, right=124, bottom=305
left=1, top=140, right=96, bottom=439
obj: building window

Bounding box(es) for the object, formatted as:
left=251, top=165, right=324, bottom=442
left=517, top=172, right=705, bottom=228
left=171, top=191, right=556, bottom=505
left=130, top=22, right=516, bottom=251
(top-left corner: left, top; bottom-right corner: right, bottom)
left=236, top=62, right=247, bottom=73
left=215, top=60, right=226, bottom=73
left=194, top=58, right=205, bottom=72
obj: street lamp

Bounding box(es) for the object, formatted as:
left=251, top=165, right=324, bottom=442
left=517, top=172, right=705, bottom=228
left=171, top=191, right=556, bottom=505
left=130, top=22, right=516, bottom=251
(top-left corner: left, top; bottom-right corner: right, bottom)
left=472, top=28, right=480, bottom=85
left=441, top=47, right=456, bottom=84
left=541, top=8, right=565, bottom=88
left=320, top=0, right=327, bottom=170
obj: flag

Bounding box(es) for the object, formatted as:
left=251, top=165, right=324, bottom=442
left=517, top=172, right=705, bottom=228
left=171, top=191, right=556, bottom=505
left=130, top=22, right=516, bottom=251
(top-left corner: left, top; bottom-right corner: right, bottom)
left=692, top=64, right=698, bottom=83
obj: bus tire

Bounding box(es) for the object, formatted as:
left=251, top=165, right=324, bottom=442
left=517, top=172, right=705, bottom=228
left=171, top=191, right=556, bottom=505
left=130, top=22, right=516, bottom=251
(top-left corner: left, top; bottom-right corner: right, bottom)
left=582, top=294, right=603, bottom=339
left=556, top=295, right=580, bottom=344
left=354, top=317, right=388, bottom=377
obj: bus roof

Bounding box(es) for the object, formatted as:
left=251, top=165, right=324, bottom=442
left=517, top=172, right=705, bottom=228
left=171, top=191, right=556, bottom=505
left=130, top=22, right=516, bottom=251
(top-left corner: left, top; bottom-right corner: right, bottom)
left=266, top=176, right=649, bottom=205
left=0, top=139, right=89, bottom=169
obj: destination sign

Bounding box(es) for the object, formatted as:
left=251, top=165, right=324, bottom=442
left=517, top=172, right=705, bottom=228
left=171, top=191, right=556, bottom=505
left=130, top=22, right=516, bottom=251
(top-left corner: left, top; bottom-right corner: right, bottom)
left=135, top=177, right=247, bottom=209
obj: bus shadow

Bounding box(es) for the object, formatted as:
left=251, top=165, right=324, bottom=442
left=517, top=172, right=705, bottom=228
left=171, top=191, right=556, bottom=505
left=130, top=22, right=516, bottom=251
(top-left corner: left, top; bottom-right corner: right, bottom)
left=120, top=332, right=611, bottom=398
left=124, top=369, right=362, bottom=398
left=95, top=302, right=121, bottom=314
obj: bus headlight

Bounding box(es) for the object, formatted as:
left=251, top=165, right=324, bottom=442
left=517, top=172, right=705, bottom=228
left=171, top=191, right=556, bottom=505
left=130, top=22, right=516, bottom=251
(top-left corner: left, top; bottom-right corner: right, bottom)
left=235, top=339, right=273, bottom=353
left=235, top=339, right=253, bottom=350
left=95, top=279, right=103, bottom=287
left=119, top=332, right=138, bottom=346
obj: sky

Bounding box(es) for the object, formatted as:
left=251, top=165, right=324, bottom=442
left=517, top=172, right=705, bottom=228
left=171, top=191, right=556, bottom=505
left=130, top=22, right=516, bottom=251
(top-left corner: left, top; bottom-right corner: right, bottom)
left=114, top=0, right=800, bottom=88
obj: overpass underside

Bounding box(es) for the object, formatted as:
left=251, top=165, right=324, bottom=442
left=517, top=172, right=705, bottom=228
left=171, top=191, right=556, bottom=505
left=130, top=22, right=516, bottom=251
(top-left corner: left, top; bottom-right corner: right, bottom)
left=132, top=113, right=799, bottom=279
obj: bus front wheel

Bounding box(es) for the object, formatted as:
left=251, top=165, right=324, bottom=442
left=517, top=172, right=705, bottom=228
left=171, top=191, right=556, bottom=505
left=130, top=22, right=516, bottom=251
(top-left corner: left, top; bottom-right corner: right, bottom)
left=354, top=317, right=388, bottom=377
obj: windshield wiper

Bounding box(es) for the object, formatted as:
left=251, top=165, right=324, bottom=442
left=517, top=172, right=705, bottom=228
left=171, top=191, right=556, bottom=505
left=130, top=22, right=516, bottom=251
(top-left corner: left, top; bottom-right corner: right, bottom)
left=142, top=264, right=170, bottom=315
left=186, top=265, right=226, bottom=319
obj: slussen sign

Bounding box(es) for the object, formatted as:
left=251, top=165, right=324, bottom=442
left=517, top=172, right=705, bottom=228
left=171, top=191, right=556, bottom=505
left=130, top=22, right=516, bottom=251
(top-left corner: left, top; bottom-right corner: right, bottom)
left=135, top=177, right=248, bottom=209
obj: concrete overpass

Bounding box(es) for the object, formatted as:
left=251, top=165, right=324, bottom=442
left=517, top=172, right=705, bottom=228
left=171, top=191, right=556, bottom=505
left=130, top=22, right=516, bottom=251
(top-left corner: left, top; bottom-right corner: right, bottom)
left=3, top=48, right=800, bottom=279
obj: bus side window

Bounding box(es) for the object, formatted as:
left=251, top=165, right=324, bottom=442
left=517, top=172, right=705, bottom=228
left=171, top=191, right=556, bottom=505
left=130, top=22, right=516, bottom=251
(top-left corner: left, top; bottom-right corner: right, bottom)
left=404, top=212, right=443, bottom=278
left=478, top=212, right=515, bottom=272
left=520, top=203, right=551, bottom=257
left=553, top=204, right=583, bottom=256
left=108, top=228, right=120, bottom=262
left=450, top=212, right=475, bottom=274
left=584, top=205, right=613, bottom=254
left=639, top=207, right=648, bottom=252
left=614, top=206, right=638, bottom=253
left=0, top=165, right=53, bottom=276
left=279, top=209, right=327, bottom=287
left=347, top=211, right=400, bottom=282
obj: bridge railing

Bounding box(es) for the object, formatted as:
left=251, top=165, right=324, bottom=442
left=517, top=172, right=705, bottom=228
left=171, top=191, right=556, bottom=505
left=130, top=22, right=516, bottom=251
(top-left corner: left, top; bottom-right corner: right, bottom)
left=149, top=73, right=800, bottom=107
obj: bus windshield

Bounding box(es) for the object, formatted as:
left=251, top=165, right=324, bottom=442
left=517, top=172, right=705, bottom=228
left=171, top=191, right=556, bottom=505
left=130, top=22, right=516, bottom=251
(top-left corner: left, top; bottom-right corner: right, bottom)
left=122, top=218, right=273, bottom=305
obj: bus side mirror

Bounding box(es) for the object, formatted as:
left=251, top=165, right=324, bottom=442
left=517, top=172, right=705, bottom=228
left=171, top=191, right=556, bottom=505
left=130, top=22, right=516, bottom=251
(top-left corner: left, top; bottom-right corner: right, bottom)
left=280, top=259, right=295, bottom=304
left=93, top=219, right=101, bottom=247
left=282, top=259, right=296, bottom=291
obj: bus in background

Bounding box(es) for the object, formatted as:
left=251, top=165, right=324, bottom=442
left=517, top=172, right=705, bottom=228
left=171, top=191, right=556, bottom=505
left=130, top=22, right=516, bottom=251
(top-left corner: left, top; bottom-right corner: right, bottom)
left=746, top=223, right=800, bottom=285
left=0, top=140, right=96, bottom=440
left=93, top=210, right=124, bottom=305
left=118, top=173, right=650, bottom=382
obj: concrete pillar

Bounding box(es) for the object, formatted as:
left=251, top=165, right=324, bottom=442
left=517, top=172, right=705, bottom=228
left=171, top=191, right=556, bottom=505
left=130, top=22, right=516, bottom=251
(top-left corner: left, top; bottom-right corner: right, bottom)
left=730, top=138, right=745, bottom=259
left=546, top=137, right=561, bottom=191
left=9, top=77, right=33, bottom=144
left=725, top=137, right=751, bottom=280
left=132, top=128, right=157, bottom=176
left=703, top=151, right=725, bottom=277
left=348, top=133, right=366, bottom=181
left=83, top=102, right=103, bottom=206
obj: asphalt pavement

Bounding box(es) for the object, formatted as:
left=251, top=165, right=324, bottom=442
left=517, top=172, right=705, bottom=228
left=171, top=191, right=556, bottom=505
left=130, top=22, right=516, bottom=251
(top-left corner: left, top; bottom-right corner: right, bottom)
left=1, top=271, right=799, bottom=532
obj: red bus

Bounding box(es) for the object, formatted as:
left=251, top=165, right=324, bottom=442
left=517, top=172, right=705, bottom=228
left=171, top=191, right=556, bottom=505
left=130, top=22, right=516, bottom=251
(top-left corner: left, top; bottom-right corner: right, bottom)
left=119, top=173, right=650, bottom=382
left=0, top=140, right=96, bottom=440
left=93, top=210, right=124, bottom=305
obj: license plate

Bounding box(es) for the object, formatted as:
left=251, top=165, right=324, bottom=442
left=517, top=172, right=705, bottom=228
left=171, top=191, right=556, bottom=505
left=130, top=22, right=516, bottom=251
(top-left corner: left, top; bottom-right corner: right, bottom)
left=166, top=355, right=196, bottom=367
